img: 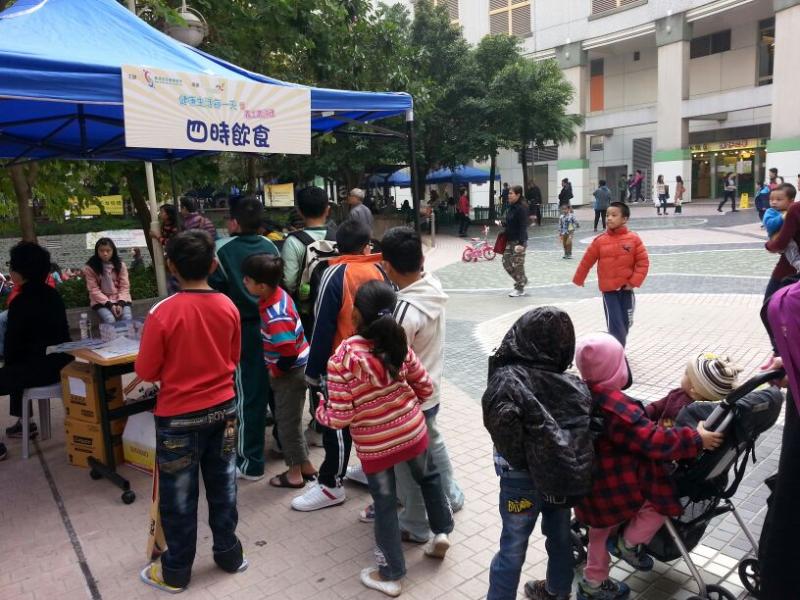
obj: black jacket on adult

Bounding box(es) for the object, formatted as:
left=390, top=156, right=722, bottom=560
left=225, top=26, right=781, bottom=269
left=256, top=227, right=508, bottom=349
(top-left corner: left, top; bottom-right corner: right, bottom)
left=2, top=281, right=73, bottom=394
left=558, top=184, right=573, bottom=206
left=525, top=185, right=542, bottom=206
left=503, top=201, right=529, bottom=245
left=482, top=307, right=595, bottom=498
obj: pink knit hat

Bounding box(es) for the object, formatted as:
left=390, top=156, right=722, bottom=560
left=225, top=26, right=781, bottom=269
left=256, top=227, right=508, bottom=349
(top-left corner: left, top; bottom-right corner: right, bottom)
left=575, top=333, right=629, bottom=390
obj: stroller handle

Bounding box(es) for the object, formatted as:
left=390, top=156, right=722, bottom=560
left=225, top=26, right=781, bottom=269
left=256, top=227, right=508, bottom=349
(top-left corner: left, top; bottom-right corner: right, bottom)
left=704, top=368, right=785, bottom=432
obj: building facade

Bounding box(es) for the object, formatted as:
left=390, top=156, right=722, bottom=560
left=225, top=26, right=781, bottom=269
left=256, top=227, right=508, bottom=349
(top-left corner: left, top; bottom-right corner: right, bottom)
left=385, top=0, right=800, bottom=206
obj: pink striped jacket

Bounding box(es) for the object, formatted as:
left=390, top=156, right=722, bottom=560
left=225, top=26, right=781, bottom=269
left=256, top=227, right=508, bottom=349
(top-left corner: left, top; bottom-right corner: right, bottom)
left=316, top=335, right=433, bottom=474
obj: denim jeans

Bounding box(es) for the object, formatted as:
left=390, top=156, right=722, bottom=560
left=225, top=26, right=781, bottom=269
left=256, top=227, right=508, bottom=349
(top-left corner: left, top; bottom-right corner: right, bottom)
left=487, top=474, right=574, bottom=600
left=395, top=407, right=464, bottom=540
left=156, top=401, right=243, bottom=588
left=95, top=305, right=132, bottom=324
left=366, top=449, right=454, bottom=580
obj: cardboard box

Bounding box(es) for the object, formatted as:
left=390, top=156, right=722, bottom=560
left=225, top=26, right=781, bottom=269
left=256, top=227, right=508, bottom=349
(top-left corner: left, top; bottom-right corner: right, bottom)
left=65, top=417, right=125, bottom=468
left=60, top=361, right=124, bottom=423
left=123, top=411, right=156, bottom=473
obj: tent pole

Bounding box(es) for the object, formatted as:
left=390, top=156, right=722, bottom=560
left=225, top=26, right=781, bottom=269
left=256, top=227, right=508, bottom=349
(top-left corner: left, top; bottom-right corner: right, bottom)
left=145, top=161, right=168, bottom=296
left=406, top=109, right=420, bottom=234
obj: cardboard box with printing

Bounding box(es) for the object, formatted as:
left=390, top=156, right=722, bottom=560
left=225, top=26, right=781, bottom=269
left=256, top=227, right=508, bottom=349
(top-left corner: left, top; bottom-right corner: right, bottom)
left=60, top=361, right=124, bottom=423
left=65, top=417, right=125, bottom=468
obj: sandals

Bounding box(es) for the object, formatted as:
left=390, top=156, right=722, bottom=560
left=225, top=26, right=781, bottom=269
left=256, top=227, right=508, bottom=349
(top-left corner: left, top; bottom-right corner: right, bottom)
left=269, top=470, right=318, bottom=488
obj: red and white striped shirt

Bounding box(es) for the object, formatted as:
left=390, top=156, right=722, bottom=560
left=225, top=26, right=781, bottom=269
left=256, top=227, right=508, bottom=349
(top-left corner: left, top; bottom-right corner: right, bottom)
left=316, top=336, right=433, bottom=474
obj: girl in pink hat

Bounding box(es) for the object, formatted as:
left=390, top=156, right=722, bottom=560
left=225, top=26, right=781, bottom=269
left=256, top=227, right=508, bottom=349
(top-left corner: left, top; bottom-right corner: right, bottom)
left=573, top=333, right=723, bottom=600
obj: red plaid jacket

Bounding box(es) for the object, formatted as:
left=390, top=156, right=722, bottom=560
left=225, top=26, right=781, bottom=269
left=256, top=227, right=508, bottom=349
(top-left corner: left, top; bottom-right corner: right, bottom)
left=575, top=387, right=703, bottom=528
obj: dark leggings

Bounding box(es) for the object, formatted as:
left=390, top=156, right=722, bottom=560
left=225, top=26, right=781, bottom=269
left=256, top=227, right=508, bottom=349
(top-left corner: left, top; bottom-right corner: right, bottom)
left=718, top=190, right=736, bottom=211
left=593, top=209, right=607, bottom=230
left=760, top=394, right=800, bottom=598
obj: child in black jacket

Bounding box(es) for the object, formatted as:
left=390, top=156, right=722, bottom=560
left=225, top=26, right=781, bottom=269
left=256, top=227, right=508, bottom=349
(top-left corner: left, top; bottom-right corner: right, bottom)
left=482, top=307, right=594, bottom=600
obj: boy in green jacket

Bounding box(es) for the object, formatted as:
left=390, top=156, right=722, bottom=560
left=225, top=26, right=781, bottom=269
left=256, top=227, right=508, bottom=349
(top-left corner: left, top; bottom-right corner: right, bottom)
left=211, top=196, right=279, bottom=480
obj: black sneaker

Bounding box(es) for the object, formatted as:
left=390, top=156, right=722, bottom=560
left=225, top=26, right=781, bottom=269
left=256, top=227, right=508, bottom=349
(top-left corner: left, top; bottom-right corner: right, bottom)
left=525, top=579, right=571, bottom=600
left=0, top=443, right=7, bottom=461
left=6, top=420, right=37, bottom=439
left=577, top=578, right=630, bottom=600
left=607, top=534, right=654, bottom=571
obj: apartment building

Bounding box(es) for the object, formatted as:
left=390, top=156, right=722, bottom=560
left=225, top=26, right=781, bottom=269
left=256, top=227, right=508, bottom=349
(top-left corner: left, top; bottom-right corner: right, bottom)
left=386, top=0, right=799, bottom=206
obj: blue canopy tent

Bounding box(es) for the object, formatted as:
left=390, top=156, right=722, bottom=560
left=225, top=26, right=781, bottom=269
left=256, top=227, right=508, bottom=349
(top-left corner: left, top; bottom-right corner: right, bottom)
left=426, top=165, right=500, bottom=185
left=0, top=0, right=414, bottom=163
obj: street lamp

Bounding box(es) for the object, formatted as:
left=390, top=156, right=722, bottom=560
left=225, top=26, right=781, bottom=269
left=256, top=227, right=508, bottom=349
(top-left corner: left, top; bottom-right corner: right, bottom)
left=164, top=1, right=208, bottom=47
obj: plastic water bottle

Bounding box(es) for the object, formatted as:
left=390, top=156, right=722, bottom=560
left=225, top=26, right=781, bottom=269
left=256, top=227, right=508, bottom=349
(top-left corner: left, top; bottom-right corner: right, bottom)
left=79, top=313, right=90, bottom=340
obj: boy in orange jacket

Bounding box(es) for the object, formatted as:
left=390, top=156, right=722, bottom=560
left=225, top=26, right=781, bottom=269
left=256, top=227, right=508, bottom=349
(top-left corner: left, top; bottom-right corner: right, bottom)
left=573, top=202, right=649, bottom=347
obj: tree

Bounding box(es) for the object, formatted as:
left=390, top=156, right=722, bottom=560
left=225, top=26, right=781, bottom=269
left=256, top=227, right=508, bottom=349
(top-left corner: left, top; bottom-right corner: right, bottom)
left=491, top=59, right=583, bottom=191
left=465, top=35, right=524, bottom=219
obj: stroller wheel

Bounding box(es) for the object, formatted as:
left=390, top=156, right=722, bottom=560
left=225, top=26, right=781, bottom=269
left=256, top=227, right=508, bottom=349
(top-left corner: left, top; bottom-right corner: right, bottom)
left=570, top=531, right=587, bottom=566
left=738, top=557, right=761, bottom=597
left=687, top=583, right=738, bottom=600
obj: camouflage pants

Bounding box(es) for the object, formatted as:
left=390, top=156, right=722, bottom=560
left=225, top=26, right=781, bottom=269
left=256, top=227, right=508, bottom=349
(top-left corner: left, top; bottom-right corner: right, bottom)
left=502, top=243, right=528, bottom=291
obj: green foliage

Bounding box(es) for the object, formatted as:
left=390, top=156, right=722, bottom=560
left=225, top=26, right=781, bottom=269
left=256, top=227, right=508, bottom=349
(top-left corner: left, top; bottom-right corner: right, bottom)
left=57, top=277, right=90, bottom=310
left=0, top=216, right=140, bottom=239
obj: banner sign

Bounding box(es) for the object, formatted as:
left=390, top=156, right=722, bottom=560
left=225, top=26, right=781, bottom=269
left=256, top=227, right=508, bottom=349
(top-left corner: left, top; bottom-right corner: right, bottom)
left=690, top=138, right=766, bottom=153
left=265, top=183, right=295, bottom=208
left=121, top=65, right=311, bottom=155
left=87, top=229, right=147, bottom=250
left=71, top=195, right=124, bottom=216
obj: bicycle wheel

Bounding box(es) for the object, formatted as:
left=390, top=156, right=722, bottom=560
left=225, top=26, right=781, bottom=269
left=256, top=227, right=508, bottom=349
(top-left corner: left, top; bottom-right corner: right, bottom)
left=483, top=247, right=496, bottom=261
left=461, top=248, right=473, bottom=262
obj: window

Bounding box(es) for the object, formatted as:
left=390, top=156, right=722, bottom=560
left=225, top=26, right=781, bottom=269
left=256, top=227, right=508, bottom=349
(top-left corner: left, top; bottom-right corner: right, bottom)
left=414, top=0, right=459, bottom=23
left=590, top=59, right=604, bottom=112
left=590, top=136, right=605, bottom=151
left=690, top=30, right=731, bottom=59
left=591, top=0, right=642, bottom=16
left=489, top=0, right=531, bottom=37
left=758, top=17, right=775, bottom=86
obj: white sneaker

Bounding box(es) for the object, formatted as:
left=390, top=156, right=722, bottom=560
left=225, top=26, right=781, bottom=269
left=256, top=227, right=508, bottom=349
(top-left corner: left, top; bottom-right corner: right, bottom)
left=346, top=463, right=368, bottom=486
left=423, top=533, right=450, bottom=559
left=304, top=425, right=323, bottom=447
left=508, top=289, right=526, bottom=297
left=291, top=482, right=345, bottom=512
left=360, top=567, right=401, bottom=597
left=236, top=467, right=264, bottom=482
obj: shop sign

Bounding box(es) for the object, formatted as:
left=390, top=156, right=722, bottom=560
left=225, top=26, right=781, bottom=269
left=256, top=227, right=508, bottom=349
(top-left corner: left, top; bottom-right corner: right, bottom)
left=122, top=65, right=311, bottom=155
left=70, top=194, right=124, bottom=216
left=690, top=139, right=764, bottom=154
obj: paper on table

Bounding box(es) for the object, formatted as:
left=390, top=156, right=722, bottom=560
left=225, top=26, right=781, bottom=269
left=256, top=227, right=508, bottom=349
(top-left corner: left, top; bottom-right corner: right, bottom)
left=92, top=336, right=140, bottom=360
left=68, top=377, right=87, bottom=397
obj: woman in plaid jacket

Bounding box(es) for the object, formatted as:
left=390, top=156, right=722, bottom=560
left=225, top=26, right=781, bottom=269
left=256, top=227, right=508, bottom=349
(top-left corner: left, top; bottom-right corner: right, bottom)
left=572, top=333, right=722, bottom=600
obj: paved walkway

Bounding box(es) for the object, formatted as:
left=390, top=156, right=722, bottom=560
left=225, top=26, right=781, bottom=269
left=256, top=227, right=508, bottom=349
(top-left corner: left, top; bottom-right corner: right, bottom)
left=0, top=208, right=783, bottom=600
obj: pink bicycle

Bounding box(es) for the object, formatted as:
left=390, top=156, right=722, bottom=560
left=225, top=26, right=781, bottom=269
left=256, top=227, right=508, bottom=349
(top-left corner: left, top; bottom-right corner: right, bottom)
left=462, top=225, right=496, bottom=262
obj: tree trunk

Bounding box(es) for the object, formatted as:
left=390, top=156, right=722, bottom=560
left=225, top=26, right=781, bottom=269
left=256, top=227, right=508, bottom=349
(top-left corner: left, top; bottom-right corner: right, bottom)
left=247, top=156, right=258, bottom=198
left=520, top=141, right=530, bottom=192
left=488, top=150, right=497, bottom=221
left=8, top=165, right=36, bottom=242
left=123, top=168, right=156, bottom=260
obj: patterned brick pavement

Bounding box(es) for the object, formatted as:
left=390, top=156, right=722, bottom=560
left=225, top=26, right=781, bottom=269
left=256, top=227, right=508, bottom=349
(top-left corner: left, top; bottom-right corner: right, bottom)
left=0, top=209, right=784, bottom=600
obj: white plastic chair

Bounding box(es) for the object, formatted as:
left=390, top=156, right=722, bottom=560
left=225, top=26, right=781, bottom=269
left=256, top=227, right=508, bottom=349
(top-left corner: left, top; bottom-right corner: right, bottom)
left=21, top=383, right=60, bottom=459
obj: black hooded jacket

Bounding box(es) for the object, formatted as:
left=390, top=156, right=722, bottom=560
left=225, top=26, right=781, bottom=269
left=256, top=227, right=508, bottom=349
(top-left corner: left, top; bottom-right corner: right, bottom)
left=482, top=307, right=595, bottom=498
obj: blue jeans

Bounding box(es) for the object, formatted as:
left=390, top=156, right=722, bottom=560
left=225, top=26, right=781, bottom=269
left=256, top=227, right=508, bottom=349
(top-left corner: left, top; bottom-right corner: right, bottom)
left=96, top=305, right=132, bottom=323
left=395, top=407, right=465, bottom=540
left=602, top=289, right=635, bottom=347
left=367, top=450, right=454, bottom=580
left=156, top=401, right=242, bottom=588
left=487, top=474, right=574, bottom=600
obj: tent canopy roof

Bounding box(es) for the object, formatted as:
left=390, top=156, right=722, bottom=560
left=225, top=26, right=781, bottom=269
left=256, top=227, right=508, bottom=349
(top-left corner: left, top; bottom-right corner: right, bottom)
left=0, top=0, right=412, bottom=163
left=377, top=165, right=499, bottom=188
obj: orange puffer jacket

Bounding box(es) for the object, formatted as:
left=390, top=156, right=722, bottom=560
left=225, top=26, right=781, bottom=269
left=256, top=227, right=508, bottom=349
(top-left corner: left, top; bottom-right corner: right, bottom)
left=573, top=226, right=649, bottom=292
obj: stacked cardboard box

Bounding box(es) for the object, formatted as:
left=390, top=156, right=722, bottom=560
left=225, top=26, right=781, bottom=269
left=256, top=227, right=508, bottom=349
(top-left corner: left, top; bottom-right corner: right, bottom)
left=60, top=361, right=126, bottom=468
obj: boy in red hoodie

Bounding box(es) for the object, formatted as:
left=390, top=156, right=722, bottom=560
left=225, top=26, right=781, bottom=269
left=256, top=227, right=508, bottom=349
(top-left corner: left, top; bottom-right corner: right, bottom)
left=136, top=231, right=246, bottom=593
left=573, top=202, right=649, bottom=347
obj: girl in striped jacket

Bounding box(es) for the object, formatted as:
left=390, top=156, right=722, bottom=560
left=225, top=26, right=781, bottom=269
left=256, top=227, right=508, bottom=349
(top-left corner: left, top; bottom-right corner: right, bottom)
left=315, top=280, right=454, bottom=598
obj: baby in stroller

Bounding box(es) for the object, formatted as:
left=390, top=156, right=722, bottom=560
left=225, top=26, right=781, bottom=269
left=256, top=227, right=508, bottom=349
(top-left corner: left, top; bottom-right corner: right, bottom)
left=573, top=334, right=724, bottom=600
left=645, top=353, right=742, bottom=427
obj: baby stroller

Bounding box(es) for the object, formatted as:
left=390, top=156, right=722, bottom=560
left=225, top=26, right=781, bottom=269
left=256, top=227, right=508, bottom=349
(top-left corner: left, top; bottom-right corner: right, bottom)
left=571, top=369, right=785, bottom=600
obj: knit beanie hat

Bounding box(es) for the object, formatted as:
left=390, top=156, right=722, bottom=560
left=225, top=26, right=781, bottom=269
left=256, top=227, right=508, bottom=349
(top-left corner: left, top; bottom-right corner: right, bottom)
left=686, top=353, right=742, bottom=401
left=575, top=333, right=629, bottom=391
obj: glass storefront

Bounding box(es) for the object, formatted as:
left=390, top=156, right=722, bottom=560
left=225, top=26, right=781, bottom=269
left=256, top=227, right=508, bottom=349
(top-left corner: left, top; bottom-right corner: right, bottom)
left=691, top=139, right=767, bottom=200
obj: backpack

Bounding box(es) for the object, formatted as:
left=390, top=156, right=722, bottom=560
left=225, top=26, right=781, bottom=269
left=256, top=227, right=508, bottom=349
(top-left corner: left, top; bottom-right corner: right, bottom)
left=286, top=229, right=339, bottom=324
